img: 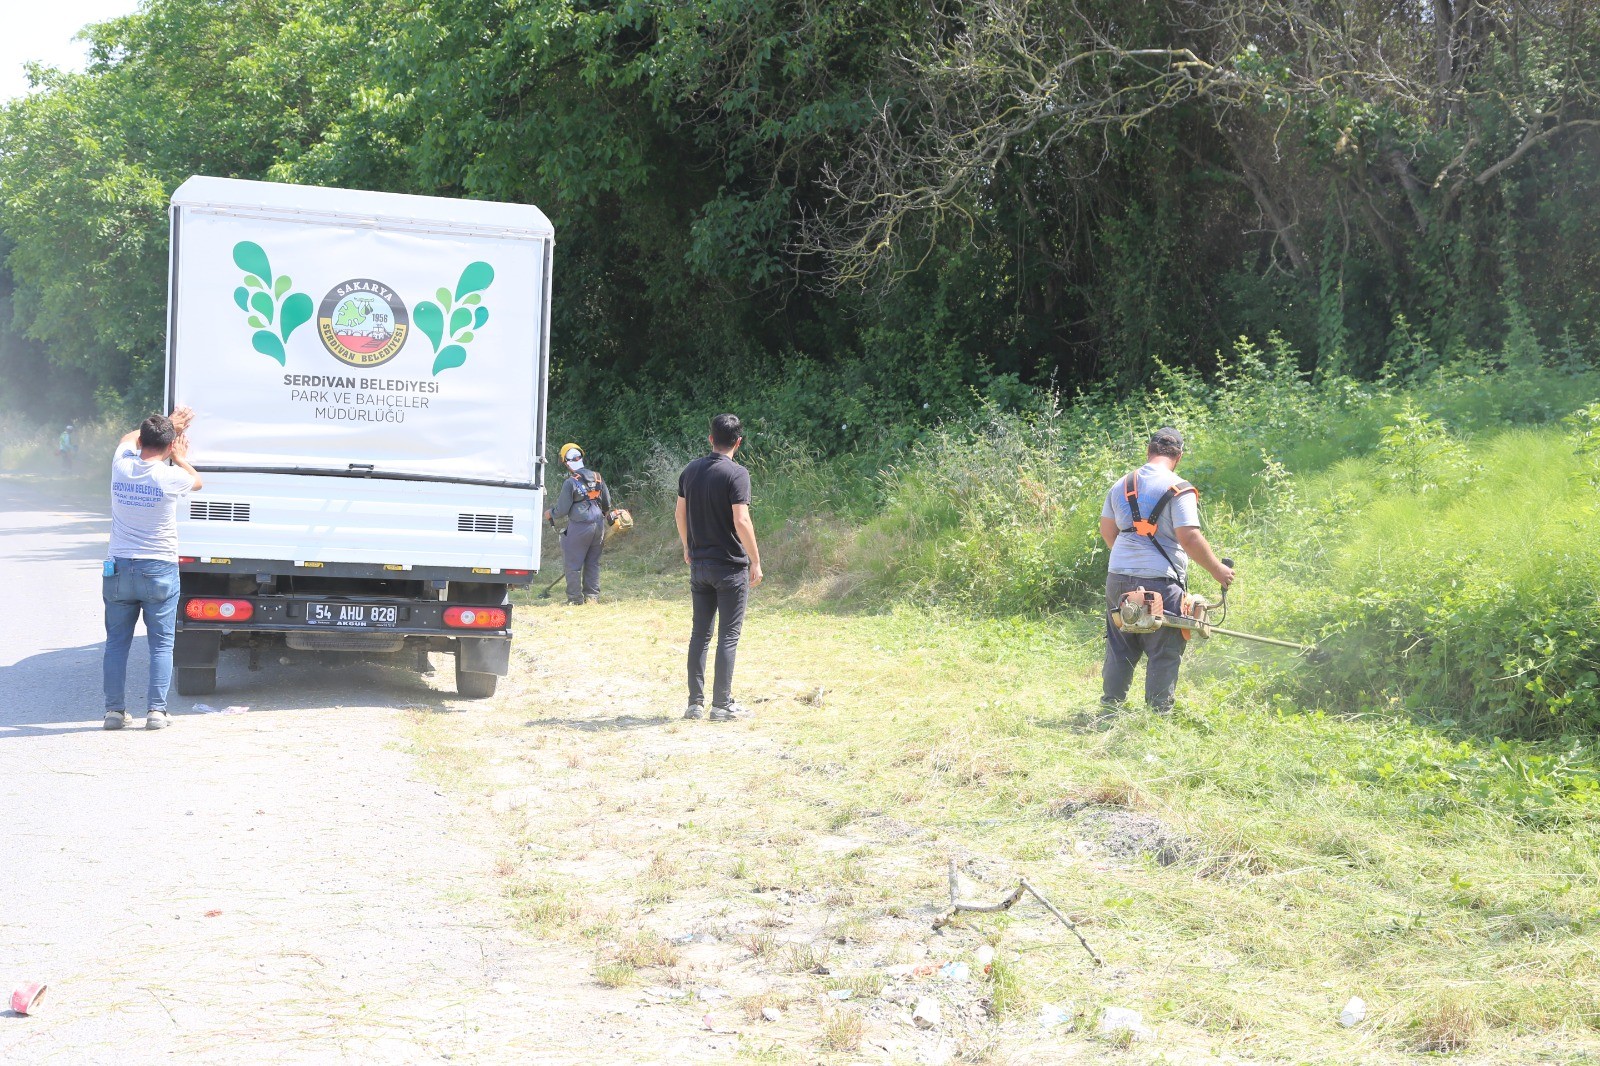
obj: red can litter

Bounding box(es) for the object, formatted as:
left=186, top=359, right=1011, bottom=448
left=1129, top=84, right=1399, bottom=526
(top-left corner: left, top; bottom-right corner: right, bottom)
left=11, top=982, right=46, bottom=1015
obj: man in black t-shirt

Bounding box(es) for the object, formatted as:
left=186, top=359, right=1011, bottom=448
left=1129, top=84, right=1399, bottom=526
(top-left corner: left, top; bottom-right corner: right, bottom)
left=675, top=413, right=764, bottom=721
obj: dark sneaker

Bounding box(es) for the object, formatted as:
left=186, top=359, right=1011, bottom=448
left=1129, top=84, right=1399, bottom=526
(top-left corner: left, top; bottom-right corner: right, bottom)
left=145, top=710, right=171, bottom=730
left=103, top=710, right=128, bottom=730
left=709, top=702, right=752, bottom=722
left=683, top=703, right=706, bottom=720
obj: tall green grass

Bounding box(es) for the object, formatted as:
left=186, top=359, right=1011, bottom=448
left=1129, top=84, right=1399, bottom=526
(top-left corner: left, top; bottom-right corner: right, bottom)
left=800, top=340, right=1600, bottom=738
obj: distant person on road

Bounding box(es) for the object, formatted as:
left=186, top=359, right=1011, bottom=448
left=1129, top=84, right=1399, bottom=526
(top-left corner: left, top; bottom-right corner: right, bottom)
left=544, top=442, right=612, bottom=604
left=676, top=413, right=763, bottom=722
left=1098, top=427, right=1233, bottom=713
left=103, top=408, right=202, bottom=731
left=58, top=424, right=75, bottom=471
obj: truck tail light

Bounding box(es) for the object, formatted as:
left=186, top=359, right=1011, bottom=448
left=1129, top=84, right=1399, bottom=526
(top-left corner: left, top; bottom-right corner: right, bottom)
left=179, top=556, right=198, bottom=564
left=185, top=598, right=254, bottom=622
left=504, top=569, right=530, bottom=576
left=444, top=606, right=507, bottom=629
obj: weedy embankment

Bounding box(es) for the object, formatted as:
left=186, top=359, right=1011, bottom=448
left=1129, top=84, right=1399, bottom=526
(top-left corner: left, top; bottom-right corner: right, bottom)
left=406, top=498, right=1599, bottom=1062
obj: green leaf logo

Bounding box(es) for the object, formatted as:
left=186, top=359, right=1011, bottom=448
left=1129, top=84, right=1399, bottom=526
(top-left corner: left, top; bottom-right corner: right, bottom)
left=280, top=293, right=313, bottom=342
left=455, top=262, right=494, bottom=300
left=433, top=344, right=467, bottom=375
left=413, top=261, right=495, bottom=375
left=413, top=301, right=444, bottom=352
left=233, top=242, right=273, bottom=284
left=231, top=242, right=312, bottom=364
left=253, top=332, right=287, bottom=364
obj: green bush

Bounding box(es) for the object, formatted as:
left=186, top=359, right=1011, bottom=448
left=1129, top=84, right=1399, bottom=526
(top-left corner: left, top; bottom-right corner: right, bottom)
left=839, top=347, right=1600, bottom=736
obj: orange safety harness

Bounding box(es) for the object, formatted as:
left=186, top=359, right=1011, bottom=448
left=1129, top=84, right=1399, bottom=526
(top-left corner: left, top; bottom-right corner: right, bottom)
left=1118, top=469, right=1199, bottom=588
left=570, top=470, right=603, bottom=504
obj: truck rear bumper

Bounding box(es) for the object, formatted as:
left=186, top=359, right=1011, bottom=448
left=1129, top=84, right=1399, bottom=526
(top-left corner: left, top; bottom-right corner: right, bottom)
left=178, top=596, right=508, bottom=638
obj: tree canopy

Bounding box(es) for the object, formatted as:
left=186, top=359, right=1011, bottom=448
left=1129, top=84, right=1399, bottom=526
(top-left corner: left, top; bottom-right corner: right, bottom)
left=2, top=0, right=1596, bottom=462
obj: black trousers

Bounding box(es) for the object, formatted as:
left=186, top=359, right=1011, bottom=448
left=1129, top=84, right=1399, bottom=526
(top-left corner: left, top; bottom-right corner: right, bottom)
left=687, top=561, right=749, bottom=708
left=1102, top=572, right=1188, bottom=711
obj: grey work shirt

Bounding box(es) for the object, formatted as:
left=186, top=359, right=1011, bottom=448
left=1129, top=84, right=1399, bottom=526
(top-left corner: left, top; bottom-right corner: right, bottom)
left=1101, top=463, right=1200, bottom=582
left=550, top=467, right=611, bottom=525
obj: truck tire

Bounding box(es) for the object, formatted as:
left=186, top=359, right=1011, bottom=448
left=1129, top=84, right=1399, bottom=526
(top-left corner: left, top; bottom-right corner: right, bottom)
left=176, top=666, right=217, bottom=696
left=455, top=661, right=498, bottom=699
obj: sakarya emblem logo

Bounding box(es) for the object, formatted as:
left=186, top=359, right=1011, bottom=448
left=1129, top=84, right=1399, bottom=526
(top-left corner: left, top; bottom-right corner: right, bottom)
left=317, top=279, right=411, bottom=368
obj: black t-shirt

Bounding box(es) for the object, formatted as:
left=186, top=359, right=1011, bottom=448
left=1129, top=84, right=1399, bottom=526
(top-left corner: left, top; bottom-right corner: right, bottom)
left=678, top=452, right=752, bottom=567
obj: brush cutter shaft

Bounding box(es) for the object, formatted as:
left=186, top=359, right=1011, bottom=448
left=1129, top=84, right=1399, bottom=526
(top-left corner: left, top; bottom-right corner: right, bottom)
left=1157, top=613, right=1315, bottom=652
left=1202, top=626, right=1316, bottom=652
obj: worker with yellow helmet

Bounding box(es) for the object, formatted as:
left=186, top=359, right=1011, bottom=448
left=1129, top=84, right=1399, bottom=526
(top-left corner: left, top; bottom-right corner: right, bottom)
left=544, top=442, right=613, bottom=604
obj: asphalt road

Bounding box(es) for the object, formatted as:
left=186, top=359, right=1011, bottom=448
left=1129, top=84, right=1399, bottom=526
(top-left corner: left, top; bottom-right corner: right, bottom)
left=0, top=479, right=630, bottom=1064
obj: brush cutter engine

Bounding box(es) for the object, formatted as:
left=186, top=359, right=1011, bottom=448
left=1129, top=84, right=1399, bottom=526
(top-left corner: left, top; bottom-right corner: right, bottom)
left=1113, top=589, right=1220, bottom=637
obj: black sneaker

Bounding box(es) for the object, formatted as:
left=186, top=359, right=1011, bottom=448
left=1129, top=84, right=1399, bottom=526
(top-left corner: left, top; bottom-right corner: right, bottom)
left=683, top=703, right=706, bottom=720
left=709, top=702, right=752, bottom=722
left=103, top=710, right=128, bottom=730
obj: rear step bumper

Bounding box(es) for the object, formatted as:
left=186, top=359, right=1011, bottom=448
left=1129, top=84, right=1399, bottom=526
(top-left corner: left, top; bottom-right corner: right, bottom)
left=177, top=596, right=510, bottom=639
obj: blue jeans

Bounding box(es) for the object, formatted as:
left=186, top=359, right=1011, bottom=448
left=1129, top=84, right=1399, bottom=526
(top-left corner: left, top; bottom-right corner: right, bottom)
left=103, top=559, right=181, bottom=713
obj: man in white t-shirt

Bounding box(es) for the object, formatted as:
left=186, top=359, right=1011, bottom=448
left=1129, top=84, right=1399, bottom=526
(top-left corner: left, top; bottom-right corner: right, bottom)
left=1098, top=427, right=1233, bottom=712
left=103, top=407, right=202, bottom=731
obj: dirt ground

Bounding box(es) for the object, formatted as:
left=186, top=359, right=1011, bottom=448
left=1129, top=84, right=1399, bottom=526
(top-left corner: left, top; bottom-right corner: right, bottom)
left=407, top=584, right=1171, bottom=1066
left=0, top=479, right=1210, bottom=1063
left=0, top=483, right=743, bottom=1064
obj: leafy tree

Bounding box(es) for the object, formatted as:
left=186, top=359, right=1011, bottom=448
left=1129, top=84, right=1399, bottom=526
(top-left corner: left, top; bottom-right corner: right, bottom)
left=0, top=0, right=401, bottom=408
left=2, top=0, right=1597, bottom=462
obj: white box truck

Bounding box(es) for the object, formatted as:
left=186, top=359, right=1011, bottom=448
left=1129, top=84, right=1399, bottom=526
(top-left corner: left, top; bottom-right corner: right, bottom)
left=165, top=177, right=553, bottom=698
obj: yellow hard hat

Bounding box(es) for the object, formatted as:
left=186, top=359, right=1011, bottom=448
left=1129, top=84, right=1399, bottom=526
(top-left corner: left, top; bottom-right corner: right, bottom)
left=559, top=443, right=583, bottom=462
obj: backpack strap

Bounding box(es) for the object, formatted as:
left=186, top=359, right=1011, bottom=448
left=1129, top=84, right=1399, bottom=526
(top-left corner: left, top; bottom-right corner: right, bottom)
left=1142, top=480, right=1197, bottom=531
left=1118, top=473, right=1199, bottom=587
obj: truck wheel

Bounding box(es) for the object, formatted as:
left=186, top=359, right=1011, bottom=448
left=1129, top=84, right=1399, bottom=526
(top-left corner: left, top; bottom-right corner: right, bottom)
left=455, top=661, right=498, bottom=699
left=176, top=666, right=217, bottom=696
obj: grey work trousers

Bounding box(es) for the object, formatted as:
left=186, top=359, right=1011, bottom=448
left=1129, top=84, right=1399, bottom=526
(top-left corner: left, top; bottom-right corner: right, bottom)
left=1102, top=571, right=1188, bottom=711
left=561, top=520, right=605, bottom=603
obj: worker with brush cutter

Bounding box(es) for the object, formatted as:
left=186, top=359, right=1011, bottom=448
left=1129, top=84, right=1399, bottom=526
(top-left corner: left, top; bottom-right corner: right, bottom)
left=1098, top=427, right=1233, bottom=713
left=545, top=442, right=614, bottom=604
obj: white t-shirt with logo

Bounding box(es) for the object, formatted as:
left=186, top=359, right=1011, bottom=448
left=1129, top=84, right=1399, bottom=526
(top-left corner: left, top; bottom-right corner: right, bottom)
left=108, top=445, right=195, bottom=560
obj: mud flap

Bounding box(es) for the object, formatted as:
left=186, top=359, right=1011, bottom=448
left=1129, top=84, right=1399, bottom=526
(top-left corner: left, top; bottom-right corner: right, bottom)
left=457, top=636, right=511, bottom=676
left=174, top=629, right=221, bottom=668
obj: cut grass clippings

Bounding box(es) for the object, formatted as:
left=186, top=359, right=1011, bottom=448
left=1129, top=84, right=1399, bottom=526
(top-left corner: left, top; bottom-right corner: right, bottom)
left=402, top=500, right=1600, bottom=1063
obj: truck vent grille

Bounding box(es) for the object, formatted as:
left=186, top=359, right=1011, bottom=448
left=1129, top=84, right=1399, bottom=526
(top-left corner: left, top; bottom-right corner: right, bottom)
left=457, top=513, right=514, bottom=533
left=190, top=501, right=252, bottom=522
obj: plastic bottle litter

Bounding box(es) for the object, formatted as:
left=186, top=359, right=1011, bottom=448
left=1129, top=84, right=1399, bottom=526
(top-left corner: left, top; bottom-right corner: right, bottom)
left=937, top=961, right=970, bottom=981
left=1339, top=996, right=1367, bottom=1028
left=1038, top=1003, right=1072, bottom=1029
left=827, top=988, right=853, bottom=1001
left=1098, top=1006, right=1149, bottom=1040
